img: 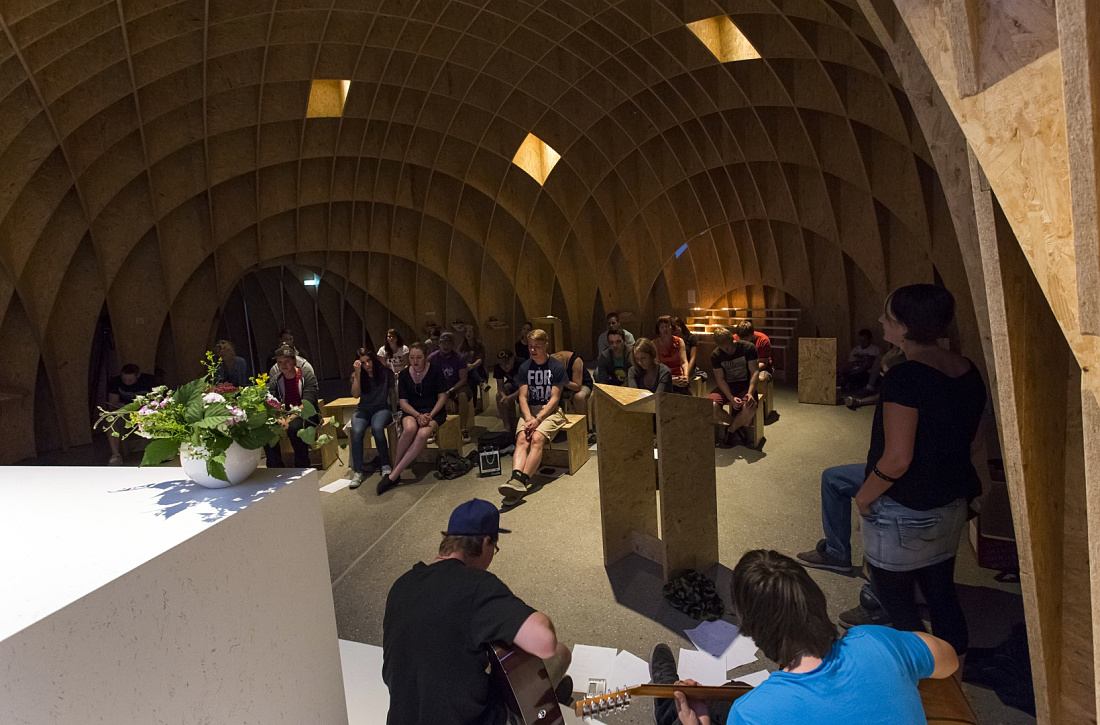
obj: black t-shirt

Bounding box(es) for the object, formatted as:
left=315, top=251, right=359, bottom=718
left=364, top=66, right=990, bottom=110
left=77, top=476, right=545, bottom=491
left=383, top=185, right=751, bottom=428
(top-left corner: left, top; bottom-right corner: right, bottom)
left=382, top=559, right=536, bottom=725
left=566, top=352, right=593, bottom=389
left=357, top=366, right=394, bottom=414
left=514, top=339, right=530, bottom=360
left=866, top=360, right=986, bottom=510
left=107, top=373, right=156, bottom=405
left=398, top=364, right=447, bottom=414
left=493, top=362, right=519, bottom=388
left=711, top=342, right=758, bottom=392
left=517, top=356, right=567, bottom=409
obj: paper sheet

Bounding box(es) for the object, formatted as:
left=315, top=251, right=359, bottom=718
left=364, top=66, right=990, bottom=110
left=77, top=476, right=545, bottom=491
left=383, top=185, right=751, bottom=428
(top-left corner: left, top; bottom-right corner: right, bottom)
left=734, top=669, right=771, bottom=688
left=606, top=649, right=651, bottom=690
left=677, top=648, right=729, bottom=686
left=723, top=635, right=759, bottom=670
left=320, top=478, right=352, bottom=493
left=566, top=644, right=617, bottom=690
left=685, top=620, right=739, bottom=658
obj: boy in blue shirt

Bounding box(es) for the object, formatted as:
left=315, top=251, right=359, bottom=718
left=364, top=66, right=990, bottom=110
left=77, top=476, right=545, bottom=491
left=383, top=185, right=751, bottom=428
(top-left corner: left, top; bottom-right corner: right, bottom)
left=653, top=550, right=959, bottom=725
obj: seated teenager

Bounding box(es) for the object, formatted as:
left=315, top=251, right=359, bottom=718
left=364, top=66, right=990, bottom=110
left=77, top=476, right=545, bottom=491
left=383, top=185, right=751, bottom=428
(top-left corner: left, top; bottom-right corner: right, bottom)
left=459, top=325, right=489, bottom=395
left=654, top=315, right=690, bottom=394
left=264, top=343, right=320, bottom=469
left=514, top=321, right=533, bottom=360
left=104, top=363, right=157, bottom=464
left=651, top=550, right=959, bottom=725
left=595, top=329, right=631, bottom=386
left=497, top=329, right=568, bottom=506
left=838, top=328, right=882, bottom=391
left=597, top=312, right=636, bottom=355
left=627, top=338, right=673, bottom=393
left=379, top=343, right=447, bottom=495
left=493, top=349, right=522, bottom=432
left=709, top=327, right=760, bottom=448
left=551, top=348, right=595, bottom=444
left=348, top=347, right=396, bottom=489
left=378, top=328, right=409, bottom=378
left=671, top=317, right=700, bottom=379
left=213, top=339, right=250, bottom=388
left=735, top=321, right=773, bottom=383
left=429, top=332, right=474, bottom=443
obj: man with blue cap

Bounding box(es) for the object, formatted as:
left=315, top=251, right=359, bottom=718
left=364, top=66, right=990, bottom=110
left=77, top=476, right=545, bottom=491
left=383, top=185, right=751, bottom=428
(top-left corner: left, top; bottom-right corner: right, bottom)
left=382, top=498, right=571, bottom=724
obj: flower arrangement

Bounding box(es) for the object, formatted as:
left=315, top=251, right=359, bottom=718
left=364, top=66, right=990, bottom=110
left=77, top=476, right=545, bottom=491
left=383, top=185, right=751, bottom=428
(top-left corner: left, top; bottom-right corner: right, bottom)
left=96, top=352, right=329, bottom=482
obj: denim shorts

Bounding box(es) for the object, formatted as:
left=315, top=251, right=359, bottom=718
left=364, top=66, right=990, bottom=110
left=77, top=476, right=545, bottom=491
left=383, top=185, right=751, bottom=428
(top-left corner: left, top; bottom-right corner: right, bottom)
left=860, top=496, right=968, bottom=571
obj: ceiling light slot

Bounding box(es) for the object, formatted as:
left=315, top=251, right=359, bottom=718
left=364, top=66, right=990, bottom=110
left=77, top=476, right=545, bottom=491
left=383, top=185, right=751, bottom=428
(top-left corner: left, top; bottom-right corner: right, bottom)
left=307, top=79, right=351, bottom=118
left=512, top=133, right=561, bottom=185
left=687, top=17, right=760, bottom=62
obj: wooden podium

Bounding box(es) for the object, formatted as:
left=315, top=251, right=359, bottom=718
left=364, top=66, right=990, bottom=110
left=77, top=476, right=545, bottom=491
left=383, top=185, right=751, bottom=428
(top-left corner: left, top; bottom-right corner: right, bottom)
left=594, top=384, right=719, bottom=581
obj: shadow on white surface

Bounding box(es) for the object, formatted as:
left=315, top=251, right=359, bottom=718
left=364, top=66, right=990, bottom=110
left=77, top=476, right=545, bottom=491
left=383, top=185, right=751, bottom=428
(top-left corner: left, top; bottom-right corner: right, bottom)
left=108, top=477, right=282, bottom=523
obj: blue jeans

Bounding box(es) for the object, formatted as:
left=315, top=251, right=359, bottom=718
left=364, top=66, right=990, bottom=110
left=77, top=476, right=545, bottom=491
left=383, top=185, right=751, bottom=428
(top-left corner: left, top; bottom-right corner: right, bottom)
left=820, top=463, right=866, bottom=564
left=861, top=496, right=968, bottom=571
left=350, top=408, right=393, bottom=472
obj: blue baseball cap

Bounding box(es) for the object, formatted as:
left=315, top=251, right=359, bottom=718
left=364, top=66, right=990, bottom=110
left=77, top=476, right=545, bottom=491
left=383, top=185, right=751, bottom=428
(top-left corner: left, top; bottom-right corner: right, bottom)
left=445, top=498, right=511, bottom=537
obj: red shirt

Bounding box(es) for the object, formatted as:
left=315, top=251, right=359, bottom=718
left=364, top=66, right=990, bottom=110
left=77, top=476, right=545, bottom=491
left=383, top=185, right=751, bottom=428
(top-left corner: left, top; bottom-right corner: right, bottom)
left=658, top=335, right=684, bottom=376
left=735, top=331, right=772, bottom=366
left=282, top=369, right=302, bottom=407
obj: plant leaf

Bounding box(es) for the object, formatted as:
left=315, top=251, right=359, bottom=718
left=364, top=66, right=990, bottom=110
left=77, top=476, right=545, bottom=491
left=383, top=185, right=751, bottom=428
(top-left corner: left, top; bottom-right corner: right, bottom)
left=205, top=453, right=228, bottom=482
left=300, top=399, right=318, bottom=420
left=194, top=411, right=234, bottom=429
left=141, top=438, right=180, bottom=466
left=297, top=426, right=317, bottom=446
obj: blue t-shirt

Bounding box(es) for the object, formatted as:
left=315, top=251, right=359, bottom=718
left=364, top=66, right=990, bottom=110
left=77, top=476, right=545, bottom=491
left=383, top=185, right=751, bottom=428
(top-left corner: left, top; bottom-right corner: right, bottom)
left=517, top=356, right=567, bottom=409
left=729, top=626, right=934, bottom=725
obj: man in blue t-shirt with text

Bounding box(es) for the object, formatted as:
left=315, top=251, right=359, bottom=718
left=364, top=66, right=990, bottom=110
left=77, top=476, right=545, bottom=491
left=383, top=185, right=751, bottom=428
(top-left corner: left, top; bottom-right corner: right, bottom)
left=651, top=550, right=959, bottom=725
left=498, top=328, right=568, bottom=507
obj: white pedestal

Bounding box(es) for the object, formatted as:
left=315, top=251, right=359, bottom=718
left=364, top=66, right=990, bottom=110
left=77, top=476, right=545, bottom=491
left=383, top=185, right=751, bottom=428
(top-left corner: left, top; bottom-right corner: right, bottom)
left=0, top=466, right=348, bottom=724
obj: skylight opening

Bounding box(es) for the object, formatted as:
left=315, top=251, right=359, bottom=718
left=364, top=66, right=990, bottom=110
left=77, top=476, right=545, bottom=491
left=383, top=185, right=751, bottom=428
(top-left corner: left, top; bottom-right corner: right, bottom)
left=687, top=17, right=760, bottom=62
left=512, top=133, right=561, bottom=185
left=307, top=79, right=351, bottom=118
left=675, top=243, right=689, bottom=259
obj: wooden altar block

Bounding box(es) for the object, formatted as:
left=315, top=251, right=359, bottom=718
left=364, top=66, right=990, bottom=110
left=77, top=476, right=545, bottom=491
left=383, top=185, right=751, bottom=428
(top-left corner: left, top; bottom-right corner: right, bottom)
left=798, top=337, right=837, bottom=405
left=656, top=393, right=719, bottom=577
left=594, top=384, right=658, bottom=566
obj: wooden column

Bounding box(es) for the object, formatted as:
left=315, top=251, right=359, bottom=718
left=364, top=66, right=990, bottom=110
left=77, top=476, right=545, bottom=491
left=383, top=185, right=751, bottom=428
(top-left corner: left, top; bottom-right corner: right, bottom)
left=798, top=337, right=836, bottom=405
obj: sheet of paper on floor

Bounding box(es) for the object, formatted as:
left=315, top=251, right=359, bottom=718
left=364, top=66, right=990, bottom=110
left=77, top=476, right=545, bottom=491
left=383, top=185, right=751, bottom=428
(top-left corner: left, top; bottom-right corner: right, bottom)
left=566, top=644, right=617, bottom=691
left=606, top=649, right=651, bottom=691
left=678, top=648, right=729, bottom=686
left=724, top=635, right=759, bottom=670
left=685, top=619, right=740, bottom=658
left=339, top=639, right=388, bottom=724
left=320, top=478, right=352, bottom=493
left=734, top=669, right=770, bottom=688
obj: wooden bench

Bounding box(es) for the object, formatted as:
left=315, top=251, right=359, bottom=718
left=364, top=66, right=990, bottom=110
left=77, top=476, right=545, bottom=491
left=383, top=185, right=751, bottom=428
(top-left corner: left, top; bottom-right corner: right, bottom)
left=713, top=395, right=766, bottom=449
left=544, top=413, right=590, bottom=475
left=414, top=414, right=463, bottom=463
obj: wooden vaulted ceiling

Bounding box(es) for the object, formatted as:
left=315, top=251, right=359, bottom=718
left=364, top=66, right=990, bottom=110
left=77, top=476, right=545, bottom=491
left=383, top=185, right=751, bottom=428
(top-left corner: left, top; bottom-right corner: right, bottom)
left=0, top=0, right=979, bottom=451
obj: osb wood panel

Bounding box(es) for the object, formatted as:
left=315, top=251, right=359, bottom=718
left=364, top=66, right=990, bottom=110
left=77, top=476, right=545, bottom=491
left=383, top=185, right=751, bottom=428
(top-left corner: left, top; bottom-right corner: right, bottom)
left=797, top=337, right=836, bottom=405
left=655, top=392, right=719, bottom=579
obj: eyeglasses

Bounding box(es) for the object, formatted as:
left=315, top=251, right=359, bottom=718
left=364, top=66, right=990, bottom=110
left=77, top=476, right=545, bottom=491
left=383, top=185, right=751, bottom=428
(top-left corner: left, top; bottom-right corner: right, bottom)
left=492, top=540, right=500, bottom=554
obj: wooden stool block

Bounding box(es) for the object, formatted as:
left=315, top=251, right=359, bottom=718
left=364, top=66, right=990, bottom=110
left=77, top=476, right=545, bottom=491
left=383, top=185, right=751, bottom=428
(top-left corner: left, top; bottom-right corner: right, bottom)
left=690, top=378, right=707, bottom=398
left=436, top=414, right=462, bottom=452
left=545, top=413, right=589, bottom=474
left=279, top=417, right=338, bottom=470
left=757, top=376, right=774, bottom=418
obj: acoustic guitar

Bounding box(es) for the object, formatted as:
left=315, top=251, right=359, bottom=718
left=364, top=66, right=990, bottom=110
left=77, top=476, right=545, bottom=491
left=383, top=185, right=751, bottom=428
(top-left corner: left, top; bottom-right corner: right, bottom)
left=488, top=642, right=977, bottom=725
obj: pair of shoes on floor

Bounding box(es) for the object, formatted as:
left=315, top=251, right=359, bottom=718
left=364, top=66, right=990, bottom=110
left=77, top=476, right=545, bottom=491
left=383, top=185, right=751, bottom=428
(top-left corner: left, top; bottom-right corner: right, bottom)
left=348, top=471, right=365, bottom=490
left=796, top=539, right=854, bottom=573
left=108, top=454, right=124, bottom=465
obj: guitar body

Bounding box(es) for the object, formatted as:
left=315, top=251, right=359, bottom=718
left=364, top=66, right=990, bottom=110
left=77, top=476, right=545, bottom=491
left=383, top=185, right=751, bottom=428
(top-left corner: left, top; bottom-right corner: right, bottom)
left=487, top=642, right=565, bottom=725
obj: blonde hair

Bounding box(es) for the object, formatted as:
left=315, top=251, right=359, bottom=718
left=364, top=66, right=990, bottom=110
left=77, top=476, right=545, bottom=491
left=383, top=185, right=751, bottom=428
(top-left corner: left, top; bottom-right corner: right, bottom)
left=528, top=328, right=548, bottom=343
left=632, top=337, right=657, bottom=363
left=713, top=327, right=734, bottom=345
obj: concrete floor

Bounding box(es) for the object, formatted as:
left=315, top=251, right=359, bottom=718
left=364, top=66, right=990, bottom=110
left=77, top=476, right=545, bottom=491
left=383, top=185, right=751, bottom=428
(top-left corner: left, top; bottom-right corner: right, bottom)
left=29, top=385, right=1034, bottom=724
left=317, top=386, right=1034, bottom=725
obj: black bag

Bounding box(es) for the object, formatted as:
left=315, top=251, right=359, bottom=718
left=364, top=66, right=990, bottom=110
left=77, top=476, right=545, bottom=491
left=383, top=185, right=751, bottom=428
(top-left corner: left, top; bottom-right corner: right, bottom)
left=662, top=569, right=725, bottom=621
left=435, top=450, right=474, bottom=480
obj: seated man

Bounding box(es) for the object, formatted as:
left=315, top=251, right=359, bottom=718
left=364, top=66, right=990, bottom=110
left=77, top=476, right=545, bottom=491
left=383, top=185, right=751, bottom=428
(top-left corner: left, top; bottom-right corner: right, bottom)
left=428, top=331, right=473, bottom=442
left=267, top=329, right=314, bottom=381
left=651, top=550, right=958, bottom=725
left=383, top=499, right=571, bottom=725
left=213, top=339, right=250, bottom=388
left=734, top=321, right=773, bottom=382
left=551, top=348, right=595, bottom=444
left=838, top=328, right=882, bottom=392
left=264, top=343, right=319, bottom=469
left=498, top=329, right=568, bottom=506
left=595, top=329, right=631, bottom=386
left=597, top=311, right=636, bottom=355
left=493, top=349, right=522, bottom=432
left=104, top=363, right=157, bottom=464
left=709, top=327, right=760, bottom=448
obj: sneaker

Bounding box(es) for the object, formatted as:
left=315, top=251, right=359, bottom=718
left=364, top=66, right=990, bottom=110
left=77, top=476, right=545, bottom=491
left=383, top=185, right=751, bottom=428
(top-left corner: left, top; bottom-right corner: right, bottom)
left=844, top=395, right=859, bottom=410
left=587, top=431, right=597, bottom=446
left=381, top=465, right=392, bottom=477
left=348, top=471, right=365, bottom=490
left=796, top=544, right=853, bottom=573
left=108, top=454, right=124, bottom=465
left=461, top=430, right=471, bottom=443
left=838, top=603, right=891, bottom=629
left=498, top=477, right=529, bottom=500
left=649, top=643, right=678, bottom=685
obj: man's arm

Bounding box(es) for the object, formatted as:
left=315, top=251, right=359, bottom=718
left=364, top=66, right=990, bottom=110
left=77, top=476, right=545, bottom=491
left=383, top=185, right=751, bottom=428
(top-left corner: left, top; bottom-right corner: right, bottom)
left=517, top=384, right=533, bottom=420
left=914, top=632, right=959, bottom=679
left=512, top=611, right=558, bottom=659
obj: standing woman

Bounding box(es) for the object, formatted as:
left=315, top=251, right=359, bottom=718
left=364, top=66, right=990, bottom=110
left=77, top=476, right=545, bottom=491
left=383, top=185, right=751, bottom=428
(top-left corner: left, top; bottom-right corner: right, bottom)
left=856, top=284, right=986, bottom=659
left=348, top=348, right=396, bottom=490
left=378, top=328, right=409, bottom=377
left=627, top=338, right=673, bottom=393
left=514, top=321, right=533, bottom=360
left=379, top=343, right=448, bottom=496
left=654, top=315, right=690, bottom=394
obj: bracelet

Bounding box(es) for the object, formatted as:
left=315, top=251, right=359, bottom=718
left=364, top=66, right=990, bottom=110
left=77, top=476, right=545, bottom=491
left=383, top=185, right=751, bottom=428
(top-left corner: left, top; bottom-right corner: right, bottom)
left=872, top=466, right=897, bottom=483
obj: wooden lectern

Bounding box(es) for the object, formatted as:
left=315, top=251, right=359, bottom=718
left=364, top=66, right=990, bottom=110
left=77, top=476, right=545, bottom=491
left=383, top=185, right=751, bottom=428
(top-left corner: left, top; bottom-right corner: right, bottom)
left=593, top=384, right=719, bottom=582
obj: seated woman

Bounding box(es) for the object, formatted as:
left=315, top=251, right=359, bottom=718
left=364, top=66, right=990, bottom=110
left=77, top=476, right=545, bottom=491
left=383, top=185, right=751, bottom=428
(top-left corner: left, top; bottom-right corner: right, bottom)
left=654, top=315, right=690, bottom=394
left=627, top=337, right=673, bottom=393
left=378, top=343, right=447, bottom=496
left=459, top=325, right=489, bottom=395
left=494, top=349, right=522, bottom=431
left=348, top=347, right=396, bottom=490
left=671, top=317, right=699, bottom=380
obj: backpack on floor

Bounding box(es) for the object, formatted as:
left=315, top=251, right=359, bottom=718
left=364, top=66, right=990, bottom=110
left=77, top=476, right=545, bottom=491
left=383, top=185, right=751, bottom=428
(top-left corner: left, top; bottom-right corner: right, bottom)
left=435, top=451, right=474, bottom=480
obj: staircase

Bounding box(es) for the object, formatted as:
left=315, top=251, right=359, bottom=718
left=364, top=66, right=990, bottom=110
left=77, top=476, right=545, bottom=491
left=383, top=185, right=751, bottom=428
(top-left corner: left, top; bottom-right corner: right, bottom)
left=685, top=307, right=802, bottom=380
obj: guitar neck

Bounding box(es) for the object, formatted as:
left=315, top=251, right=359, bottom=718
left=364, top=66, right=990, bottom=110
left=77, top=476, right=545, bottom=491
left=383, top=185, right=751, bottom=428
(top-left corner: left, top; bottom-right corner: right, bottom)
left=625, top=683, right=752, bottom=701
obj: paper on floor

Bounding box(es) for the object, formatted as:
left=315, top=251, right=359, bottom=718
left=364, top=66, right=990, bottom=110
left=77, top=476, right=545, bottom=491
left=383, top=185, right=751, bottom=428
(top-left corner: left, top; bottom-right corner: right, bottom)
left=678, top=648, right=729, bottom=686
left=339, top=639, right=388, bottom=724
left=723, top=635, right=759, bottom=670
left=566, top=644, right=617, bottom=691
left=320, top=478, right=352, bottom=493
left=733, top=669, right=770, bottom=688
left=685, top=619, right=739, bottom=658
left=606, top=649, right=651, bottom=691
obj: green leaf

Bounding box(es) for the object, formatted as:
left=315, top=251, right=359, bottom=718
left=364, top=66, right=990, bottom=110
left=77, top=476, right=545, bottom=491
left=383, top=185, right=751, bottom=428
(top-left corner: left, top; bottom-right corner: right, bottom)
left=234, top=425, right=279, bottom=450
left=205, top=453, right=228, bottom=482
left=296, top=426, right=317, bottom=446
left=141, top=438, right=180, bottom=466
left=300, top=399, right=318, bottom=420
left=194, top=411, right=234, bottom=429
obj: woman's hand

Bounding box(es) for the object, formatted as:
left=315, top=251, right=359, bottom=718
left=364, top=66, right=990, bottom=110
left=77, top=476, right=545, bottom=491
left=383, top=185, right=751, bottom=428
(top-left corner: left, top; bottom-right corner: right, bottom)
left=856, top=493, right=876, bottom=517
left=672, top=680, right=711, bottom=725
left=418, top=412, right=431, bottom=426
left=673, top=374, right=689, bottom=387
left=352, top=360, right=362, bottom=371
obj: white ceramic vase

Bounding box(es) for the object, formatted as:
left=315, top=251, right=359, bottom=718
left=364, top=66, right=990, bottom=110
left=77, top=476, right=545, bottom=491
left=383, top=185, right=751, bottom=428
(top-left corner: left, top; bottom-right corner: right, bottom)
left=179, top=441, right=261, bottom=488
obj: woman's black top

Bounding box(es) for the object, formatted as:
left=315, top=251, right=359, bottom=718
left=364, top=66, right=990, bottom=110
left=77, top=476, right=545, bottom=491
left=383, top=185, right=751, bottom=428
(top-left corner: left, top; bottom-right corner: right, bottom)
left=866, top=360, right=986, bottom=510
left=515, top=339, right=530, bottom=360
left=398, top=364, right=448, bottom=425
left=356, top=366, right=394, bottom=415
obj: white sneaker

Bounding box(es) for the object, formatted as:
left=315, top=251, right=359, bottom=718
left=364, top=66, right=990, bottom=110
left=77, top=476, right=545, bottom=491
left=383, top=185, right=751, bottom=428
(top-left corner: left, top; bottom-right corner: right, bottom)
left=348, top=472, right=365, bottom=490
left=381, top=465, right=392, bottom=477
left=108, top=454, right=124, bottom=465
